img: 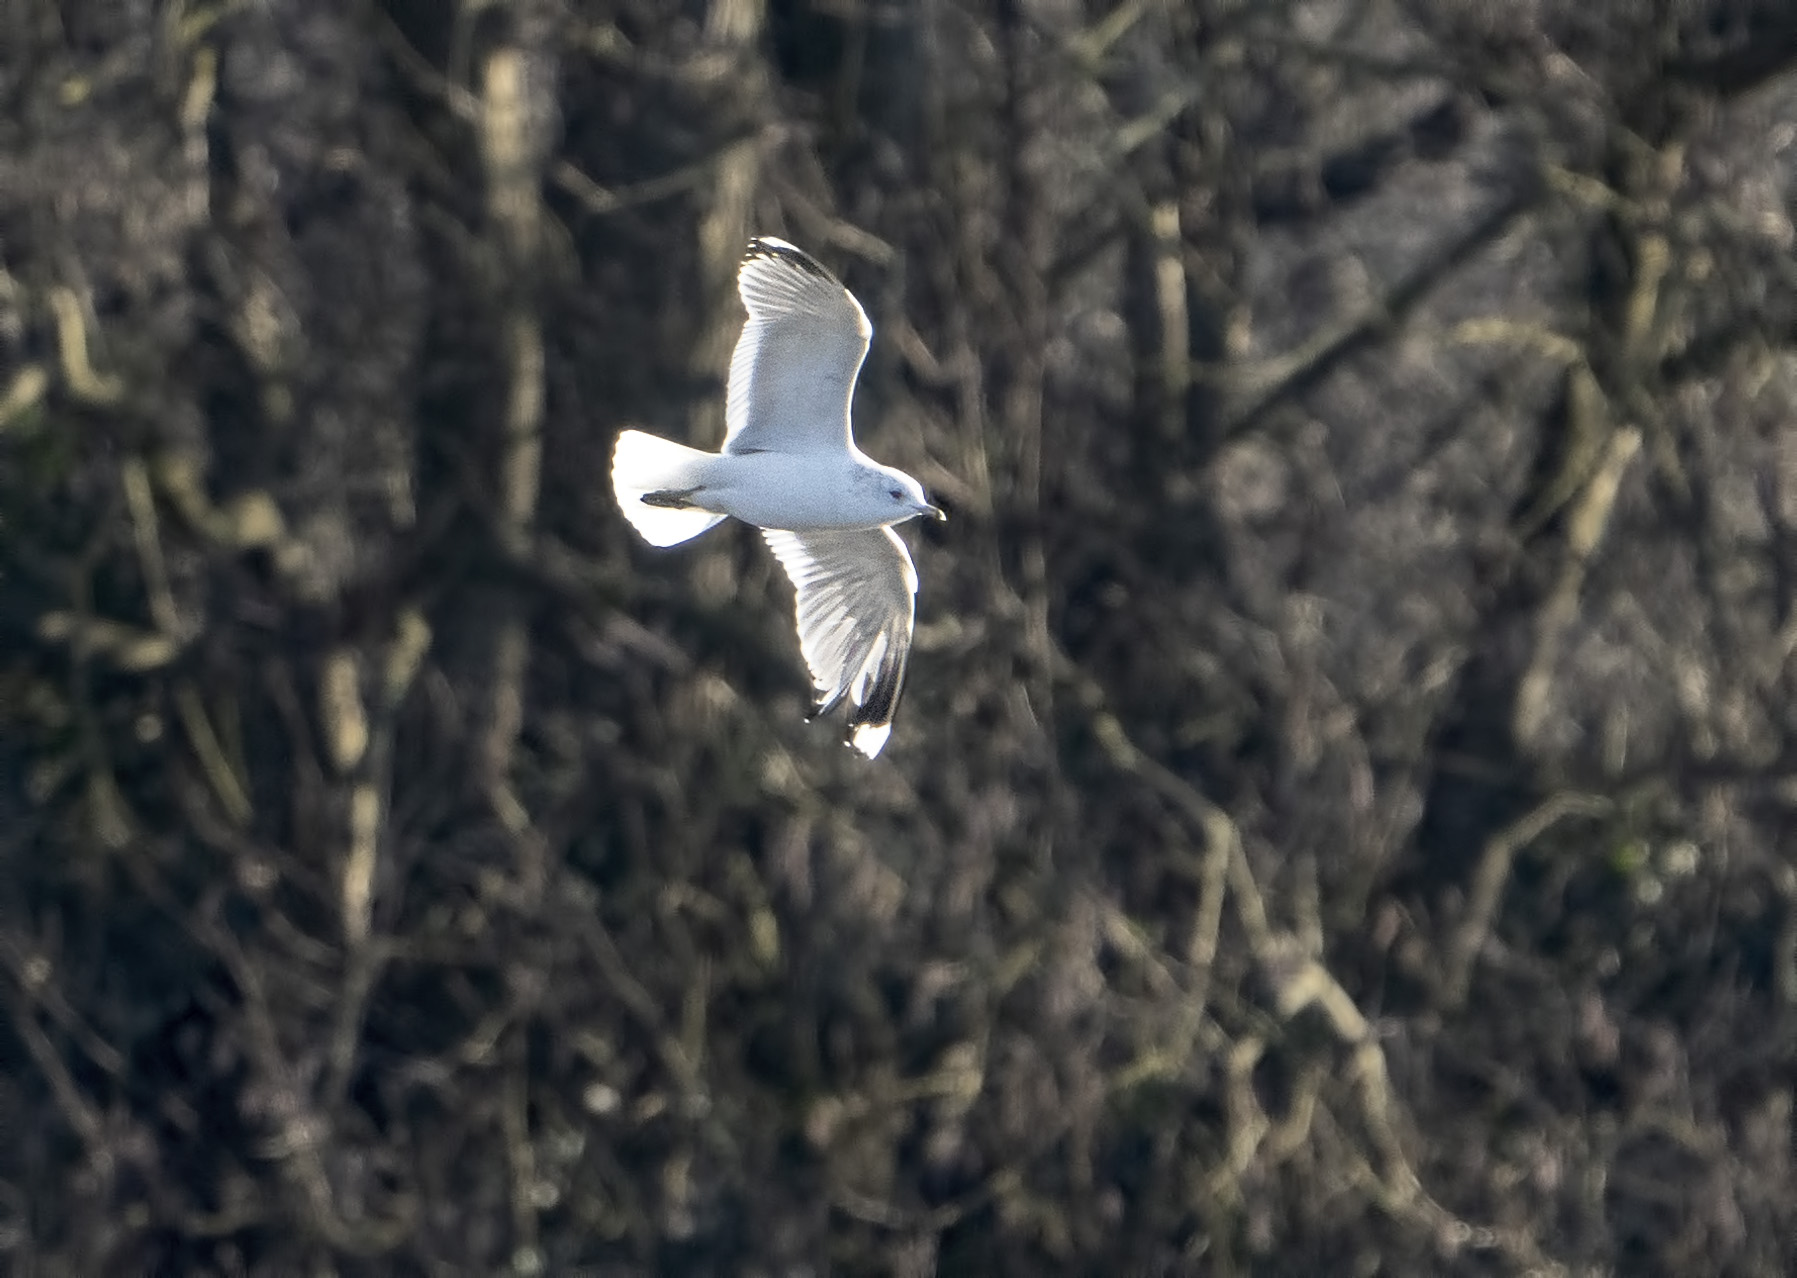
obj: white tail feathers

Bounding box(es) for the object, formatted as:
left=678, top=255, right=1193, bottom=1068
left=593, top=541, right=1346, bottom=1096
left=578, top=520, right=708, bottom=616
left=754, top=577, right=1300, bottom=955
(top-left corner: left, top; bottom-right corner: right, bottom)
left=611, top=429, right=726, bottom=547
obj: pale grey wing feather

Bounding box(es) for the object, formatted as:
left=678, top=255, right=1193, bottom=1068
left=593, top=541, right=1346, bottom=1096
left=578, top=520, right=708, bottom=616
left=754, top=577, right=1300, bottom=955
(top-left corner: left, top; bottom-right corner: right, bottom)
left=762, top=526, right=917, bottom=758
left=725, top=238, right=871, bottom=456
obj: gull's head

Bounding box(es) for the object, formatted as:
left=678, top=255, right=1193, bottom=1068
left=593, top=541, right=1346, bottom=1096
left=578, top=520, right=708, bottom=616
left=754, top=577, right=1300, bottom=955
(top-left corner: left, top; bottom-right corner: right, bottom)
left=878, top=469, right=947, bottom=524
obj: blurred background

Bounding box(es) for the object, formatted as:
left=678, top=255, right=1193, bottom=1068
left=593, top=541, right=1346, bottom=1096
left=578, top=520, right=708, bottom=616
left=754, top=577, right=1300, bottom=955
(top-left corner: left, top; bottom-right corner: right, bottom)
left=4, top=0, right=1797, bottom=1273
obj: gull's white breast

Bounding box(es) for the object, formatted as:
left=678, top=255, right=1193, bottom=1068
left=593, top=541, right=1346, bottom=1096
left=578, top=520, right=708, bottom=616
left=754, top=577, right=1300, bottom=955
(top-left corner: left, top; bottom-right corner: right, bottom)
left=708, top=452, right=894, bottom=531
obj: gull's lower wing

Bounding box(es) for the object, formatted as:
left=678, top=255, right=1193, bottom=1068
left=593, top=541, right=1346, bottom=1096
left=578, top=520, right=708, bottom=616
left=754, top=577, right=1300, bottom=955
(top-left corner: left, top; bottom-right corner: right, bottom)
left=725, top=238, right=871, bottom=456
left=761, top=526, right=917, bottom=758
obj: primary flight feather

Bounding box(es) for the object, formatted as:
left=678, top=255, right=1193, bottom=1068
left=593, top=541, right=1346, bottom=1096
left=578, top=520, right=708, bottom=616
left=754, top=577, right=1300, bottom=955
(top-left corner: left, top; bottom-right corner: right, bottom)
left=611, top=237, right=945, bottom=758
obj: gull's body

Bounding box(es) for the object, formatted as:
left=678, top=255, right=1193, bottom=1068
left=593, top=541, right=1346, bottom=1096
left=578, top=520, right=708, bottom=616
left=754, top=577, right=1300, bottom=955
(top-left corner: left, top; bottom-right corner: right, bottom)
left=644, top=449, right=919, bottom=532
left=611, top=236, right=944, bottom=757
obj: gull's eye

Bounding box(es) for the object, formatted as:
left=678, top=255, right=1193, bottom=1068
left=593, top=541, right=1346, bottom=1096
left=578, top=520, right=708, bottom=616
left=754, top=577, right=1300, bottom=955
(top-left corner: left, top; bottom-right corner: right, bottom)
left=889, top=487, right=904, bottom=500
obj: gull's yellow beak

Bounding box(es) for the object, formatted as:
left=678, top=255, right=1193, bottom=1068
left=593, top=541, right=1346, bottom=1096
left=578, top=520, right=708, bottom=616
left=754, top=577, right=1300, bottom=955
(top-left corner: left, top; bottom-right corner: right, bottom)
left=925, top=503, right=947, bottom=522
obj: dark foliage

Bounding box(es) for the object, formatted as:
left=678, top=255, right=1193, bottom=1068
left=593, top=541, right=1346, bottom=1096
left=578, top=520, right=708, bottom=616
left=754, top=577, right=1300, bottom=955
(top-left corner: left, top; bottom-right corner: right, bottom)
left=4, top=0, right=1797, bottom=1273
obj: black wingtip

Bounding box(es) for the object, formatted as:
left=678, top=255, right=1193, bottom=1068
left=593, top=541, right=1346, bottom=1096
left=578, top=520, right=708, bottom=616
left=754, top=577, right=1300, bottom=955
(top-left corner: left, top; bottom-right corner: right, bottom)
left=843, top=647, right=907, bottom=739
left=806, top=686, right=847, bottom=724
left=743, top=236, right=839, bottom=284
left=802, top=645, right=909, bottom=753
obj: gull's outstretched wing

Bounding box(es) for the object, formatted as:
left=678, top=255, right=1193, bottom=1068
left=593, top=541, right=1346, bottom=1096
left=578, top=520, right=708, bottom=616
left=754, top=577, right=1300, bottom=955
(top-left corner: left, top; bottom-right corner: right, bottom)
left=762, top=526, right=917, bottom=758
left=725, top=237, right=871, bottom=456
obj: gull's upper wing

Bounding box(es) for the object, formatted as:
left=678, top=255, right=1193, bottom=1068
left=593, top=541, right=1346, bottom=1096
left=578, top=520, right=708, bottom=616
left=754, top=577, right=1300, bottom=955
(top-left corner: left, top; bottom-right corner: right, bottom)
left=762, top=526, right=917, bottom=758
left=725, top=237, right=871, bottom=456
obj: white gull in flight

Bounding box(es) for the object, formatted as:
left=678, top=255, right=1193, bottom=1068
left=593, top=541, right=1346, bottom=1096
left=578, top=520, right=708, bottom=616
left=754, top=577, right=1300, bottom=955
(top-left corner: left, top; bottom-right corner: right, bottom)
left=611, top=236, right=945, bottom=758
